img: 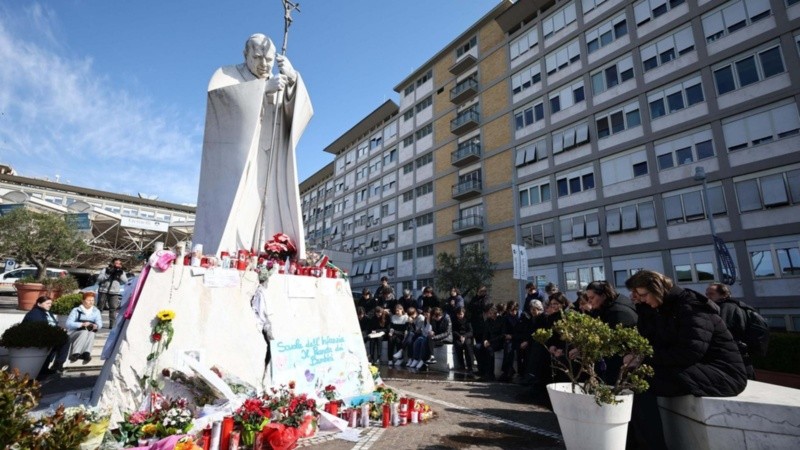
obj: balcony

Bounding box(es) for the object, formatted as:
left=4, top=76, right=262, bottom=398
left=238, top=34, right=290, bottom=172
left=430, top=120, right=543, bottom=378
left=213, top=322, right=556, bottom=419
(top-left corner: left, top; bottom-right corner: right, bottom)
left=453, top=215, right=484, bottom=235
left=451, top=109, right=480, bottom=135
left=450, top=53, right=477, bottom=75
left=452, top=178, right=482, bottom=200
left=450, top=77, right=479, bottom=104
left=451, top=141, right=481, bottom=166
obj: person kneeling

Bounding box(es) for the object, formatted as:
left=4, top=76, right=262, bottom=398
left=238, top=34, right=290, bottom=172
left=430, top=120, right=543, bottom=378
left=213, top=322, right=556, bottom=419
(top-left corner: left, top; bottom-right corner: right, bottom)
left=66, top=292, right=103, bottom=364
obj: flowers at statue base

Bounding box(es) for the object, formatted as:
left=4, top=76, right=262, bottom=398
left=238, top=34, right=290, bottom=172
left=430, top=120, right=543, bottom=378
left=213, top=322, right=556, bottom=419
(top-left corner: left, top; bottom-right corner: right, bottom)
left=374, top=384, right=398, bottom=404
left=174, top=436, right=203, bottom=450
left=233, top=397, right=271, bottom=445
left=264, top=233, right=297, bottom=261
left=320, top=384, right=338, bottom=402
left=147, top=309, right=176, bottom=361
left=262, top=382, right=319, bottom=428
left=115, top=395, right=194, bottom=446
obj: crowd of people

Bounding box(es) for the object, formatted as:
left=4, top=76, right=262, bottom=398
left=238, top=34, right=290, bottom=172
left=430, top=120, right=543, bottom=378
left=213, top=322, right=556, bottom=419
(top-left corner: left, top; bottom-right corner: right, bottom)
left=356, top=271, right=753, bottom=449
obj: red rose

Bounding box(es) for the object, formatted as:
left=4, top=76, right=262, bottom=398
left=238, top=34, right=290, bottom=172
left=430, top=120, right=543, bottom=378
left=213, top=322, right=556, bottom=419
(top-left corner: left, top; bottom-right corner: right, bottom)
left=288, top=380, right=296, bottom=390
left=152, top=333, right=162, bottom=342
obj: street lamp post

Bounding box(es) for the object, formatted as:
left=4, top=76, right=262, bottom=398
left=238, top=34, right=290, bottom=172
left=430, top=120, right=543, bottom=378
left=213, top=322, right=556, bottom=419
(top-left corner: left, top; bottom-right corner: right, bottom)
left=694, top=167, right=725, bottom=283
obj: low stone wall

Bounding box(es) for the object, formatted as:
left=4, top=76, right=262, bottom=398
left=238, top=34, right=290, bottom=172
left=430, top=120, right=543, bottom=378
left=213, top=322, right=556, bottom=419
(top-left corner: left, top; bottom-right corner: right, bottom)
left=658, top=381, right=800, bottom=449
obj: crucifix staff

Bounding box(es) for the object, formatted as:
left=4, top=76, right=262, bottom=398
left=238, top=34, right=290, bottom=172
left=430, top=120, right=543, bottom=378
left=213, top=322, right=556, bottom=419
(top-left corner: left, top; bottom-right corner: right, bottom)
left=254, top=0, right=301, bottom=251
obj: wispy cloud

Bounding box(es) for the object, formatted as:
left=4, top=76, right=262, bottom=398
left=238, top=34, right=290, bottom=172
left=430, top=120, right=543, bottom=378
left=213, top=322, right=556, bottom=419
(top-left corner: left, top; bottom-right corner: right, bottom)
left=0, top=3, right=201, bottom=204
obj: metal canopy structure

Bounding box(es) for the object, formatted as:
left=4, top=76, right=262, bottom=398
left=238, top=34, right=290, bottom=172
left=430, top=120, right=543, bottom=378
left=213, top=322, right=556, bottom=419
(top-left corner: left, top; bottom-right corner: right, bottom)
left=1, top=190, right=194, bottom=269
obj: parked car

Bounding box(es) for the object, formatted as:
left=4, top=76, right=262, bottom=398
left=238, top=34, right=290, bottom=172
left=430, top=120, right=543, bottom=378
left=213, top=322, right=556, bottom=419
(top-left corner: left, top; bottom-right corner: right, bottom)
left=0, top=267, right=69, bottom=295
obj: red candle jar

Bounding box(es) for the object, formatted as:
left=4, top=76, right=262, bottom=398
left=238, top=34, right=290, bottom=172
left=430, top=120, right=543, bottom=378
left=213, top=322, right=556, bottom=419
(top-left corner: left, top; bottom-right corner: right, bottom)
left=382, top=403, right=390, bottom=428
left=236, top=249, right=248, bottom=270
left=220, top=415, right=234, bottom=450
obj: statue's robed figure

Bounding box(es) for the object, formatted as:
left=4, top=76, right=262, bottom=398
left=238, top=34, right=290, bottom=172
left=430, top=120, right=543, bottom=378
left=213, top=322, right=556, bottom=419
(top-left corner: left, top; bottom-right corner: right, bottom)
left=194, top=33, right=312, bottom=257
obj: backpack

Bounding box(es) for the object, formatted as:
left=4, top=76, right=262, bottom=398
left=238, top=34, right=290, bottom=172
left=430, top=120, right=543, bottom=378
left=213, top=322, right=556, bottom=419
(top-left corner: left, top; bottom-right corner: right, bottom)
left=733, top=300, right=770, bottom=357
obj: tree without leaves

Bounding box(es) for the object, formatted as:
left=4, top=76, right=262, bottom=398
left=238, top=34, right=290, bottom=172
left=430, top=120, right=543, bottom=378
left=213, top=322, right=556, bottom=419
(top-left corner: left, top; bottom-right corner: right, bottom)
left=434, top=246, right=495, bottom=299
left=0, top=208, right=88, bottom=281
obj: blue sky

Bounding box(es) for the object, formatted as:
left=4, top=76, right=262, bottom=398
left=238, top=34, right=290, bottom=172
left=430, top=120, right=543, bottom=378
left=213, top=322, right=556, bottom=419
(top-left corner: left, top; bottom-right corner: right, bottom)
left=0, top=1, right=498, bottom=205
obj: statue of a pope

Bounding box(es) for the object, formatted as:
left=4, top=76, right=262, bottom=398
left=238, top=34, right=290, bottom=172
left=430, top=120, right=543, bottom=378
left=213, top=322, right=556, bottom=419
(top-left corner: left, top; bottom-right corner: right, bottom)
left=193, top=33, right=312, bottom=258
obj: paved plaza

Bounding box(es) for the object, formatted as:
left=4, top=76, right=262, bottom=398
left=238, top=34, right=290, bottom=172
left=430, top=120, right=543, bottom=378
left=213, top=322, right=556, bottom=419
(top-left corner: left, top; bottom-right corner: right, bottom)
left=34, top=366, right=565, bottom=450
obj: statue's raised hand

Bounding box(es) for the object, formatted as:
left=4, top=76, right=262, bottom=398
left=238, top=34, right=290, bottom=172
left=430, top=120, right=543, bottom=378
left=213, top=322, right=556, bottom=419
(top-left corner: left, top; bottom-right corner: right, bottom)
left=276, top=55, right=297, bottom=85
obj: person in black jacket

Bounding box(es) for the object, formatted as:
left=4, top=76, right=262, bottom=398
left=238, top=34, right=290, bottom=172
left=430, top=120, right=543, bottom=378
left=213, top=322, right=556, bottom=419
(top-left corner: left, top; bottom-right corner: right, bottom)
left=468, top=286, right=489, bottom=333
left=585, top=281, right=638, bottom=386
left=426, top=307, right=452, bottom=364
left=474, top=303, right=504, bottom=381
left=416, top=286, right=440, bottom=310
left=515, top=299, right=545, bottom=383
left=357, top=289, right=377, bottom=316
left=22, top=296, right=70, bottom=377
left=451, top=307, right=476, bottom=373
left=625, top=270, right=747, bottom=450
left=706, top=282, right=754, bottom=379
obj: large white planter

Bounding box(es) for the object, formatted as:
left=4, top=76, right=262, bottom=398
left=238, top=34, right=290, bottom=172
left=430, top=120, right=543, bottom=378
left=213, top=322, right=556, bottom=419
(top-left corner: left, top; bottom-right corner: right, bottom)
left=8, top=346, right=51, bottom=379
left=547, top=382, right=633, bottom=450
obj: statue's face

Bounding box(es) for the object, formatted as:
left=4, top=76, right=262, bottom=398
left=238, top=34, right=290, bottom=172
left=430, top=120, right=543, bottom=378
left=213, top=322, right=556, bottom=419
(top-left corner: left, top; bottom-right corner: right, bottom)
left=245, top=44, right=275, bottom=79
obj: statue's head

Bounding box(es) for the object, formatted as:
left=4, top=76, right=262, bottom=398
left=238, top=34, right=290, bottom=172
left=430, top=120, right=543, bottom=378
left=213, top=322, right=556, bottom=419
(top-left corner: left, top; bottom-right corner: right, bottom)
left=243, top=33, right=275, bottom=79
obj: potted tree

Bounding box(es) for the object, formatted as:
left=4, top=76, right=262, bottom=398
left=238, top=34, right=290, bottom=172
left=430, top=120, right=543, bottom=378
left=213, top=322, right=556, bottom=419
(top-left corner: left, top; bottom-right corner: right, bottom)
left=0, top=321, right=68, bottom=378
left=534, top=311, right=654, bottom=450
left=0, top=208, right=87, bottom=310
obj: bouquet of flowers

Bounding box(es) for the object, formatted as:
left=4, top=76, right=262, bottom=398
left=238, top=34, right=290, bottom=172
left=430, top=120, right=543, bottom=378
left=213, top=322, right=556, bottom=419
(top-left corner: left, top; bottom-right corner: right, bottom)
left=115, top=395, right=194, bottom=445
left=263, top=381, right=318, bottom=428
left=320, top=384, right=338, bottom=402
left=234, top=397, right=271, bottom=445
left=264, top=233, right=298, bottom=261
left=374, top=384, right=398, bottom=404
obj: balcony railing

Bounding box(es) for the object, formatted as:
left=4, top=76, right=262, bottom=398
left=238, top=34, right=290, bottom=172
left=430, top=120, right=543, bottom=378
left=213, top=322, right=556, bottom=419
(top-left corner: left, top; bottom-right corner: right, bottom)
left=451, top=141, right=481, bottom=166
left=453, top=215, right=484, bottom=234
left=450, top=77, right=479, bottom=104
left=451, top=109, right=480, bottom=135
left=452, top=178, right=482, bottom=200
left=450, top=53, right=477, bottom=75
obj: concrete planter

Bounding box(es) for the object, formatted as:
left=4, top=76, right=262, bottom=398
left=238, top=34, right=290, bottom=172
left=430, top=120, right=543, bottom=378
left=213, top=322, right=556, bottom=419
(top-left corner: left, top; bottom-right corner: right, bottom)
left=547, top=382, right=633, bottom=450
left=8, top=346, right=51, bottom=378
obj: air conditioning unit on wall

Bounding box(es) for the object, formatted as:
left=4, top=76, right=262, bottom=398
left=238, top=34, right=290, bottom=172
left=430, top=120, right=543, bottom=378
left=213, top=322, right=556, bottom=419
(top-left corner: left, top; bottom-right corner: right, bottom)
left=587, top=237, right=602, bottom=247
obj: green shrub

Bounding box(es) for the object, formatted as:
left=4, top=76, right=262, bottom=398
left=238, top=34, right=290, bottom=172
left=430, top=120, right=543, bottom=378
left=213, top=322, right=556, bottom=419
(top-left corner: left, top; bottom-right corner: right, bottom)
left=45, top=275, right=79, bottom=294
left=752, top=331, right=800, bottom=374
left=0, top=321, right=68, bottom=349
left=0, top=368, right=90, bottom=448
left=51, top=293, right=83, bottom=316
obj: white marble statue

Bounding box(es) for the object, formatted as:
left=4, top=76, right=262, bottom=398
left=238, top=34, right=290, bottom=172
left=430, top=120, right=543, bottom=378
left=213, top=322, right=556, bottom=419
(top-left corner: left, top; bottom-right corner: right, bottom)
left=193, top=33, right=312, bottom=257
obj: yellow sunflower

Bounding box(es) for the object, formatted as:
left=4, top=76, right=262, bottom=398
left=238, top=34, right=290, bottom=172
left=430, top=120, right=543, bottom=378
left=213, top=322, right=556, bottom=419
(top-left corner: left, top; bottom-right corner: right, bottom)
left=157, top=310, right=176, bottom=321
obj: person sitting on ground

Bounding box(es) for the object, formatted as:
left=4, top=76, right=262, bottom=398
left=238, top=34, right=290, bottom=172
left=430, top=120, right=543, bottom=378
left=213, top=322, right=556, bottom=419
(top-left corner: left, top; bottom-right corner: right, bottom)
left=499, top=301, right=519, bottom=382
left=409, top=307, right=433, bottom=370
left=515, top=299, right=545, bottom=384
left=705, top=282, right=754, bottom=379
left=398, top=289, right=416, bottom=312
left=416, top=286, right=440, bottom=310
left=65, top=291, right=103, bottom=364
left=624, top=270, right=747, bottom=450
left=367, top=306, right=390, bottom=364
left=22, top=296, right=70, bottom=377
left=388, top=304, right=408, bottom=366
left=425, top=307, right=452, bottom=367
left=451, top=307, right=476, bottom=373
left=474, top=303, right=504, bottom=381
left=403, top=306, right=426, bottom=367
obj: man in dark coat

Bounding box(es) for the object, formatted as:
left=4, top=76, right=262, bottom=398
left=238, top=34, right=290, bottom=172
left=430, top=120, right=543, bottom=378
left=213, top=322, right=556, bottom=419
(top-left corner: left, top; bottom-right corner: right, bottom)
left=474, top=303, right=504, bottom=381
left=706, top=282, right=754, bottom=379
